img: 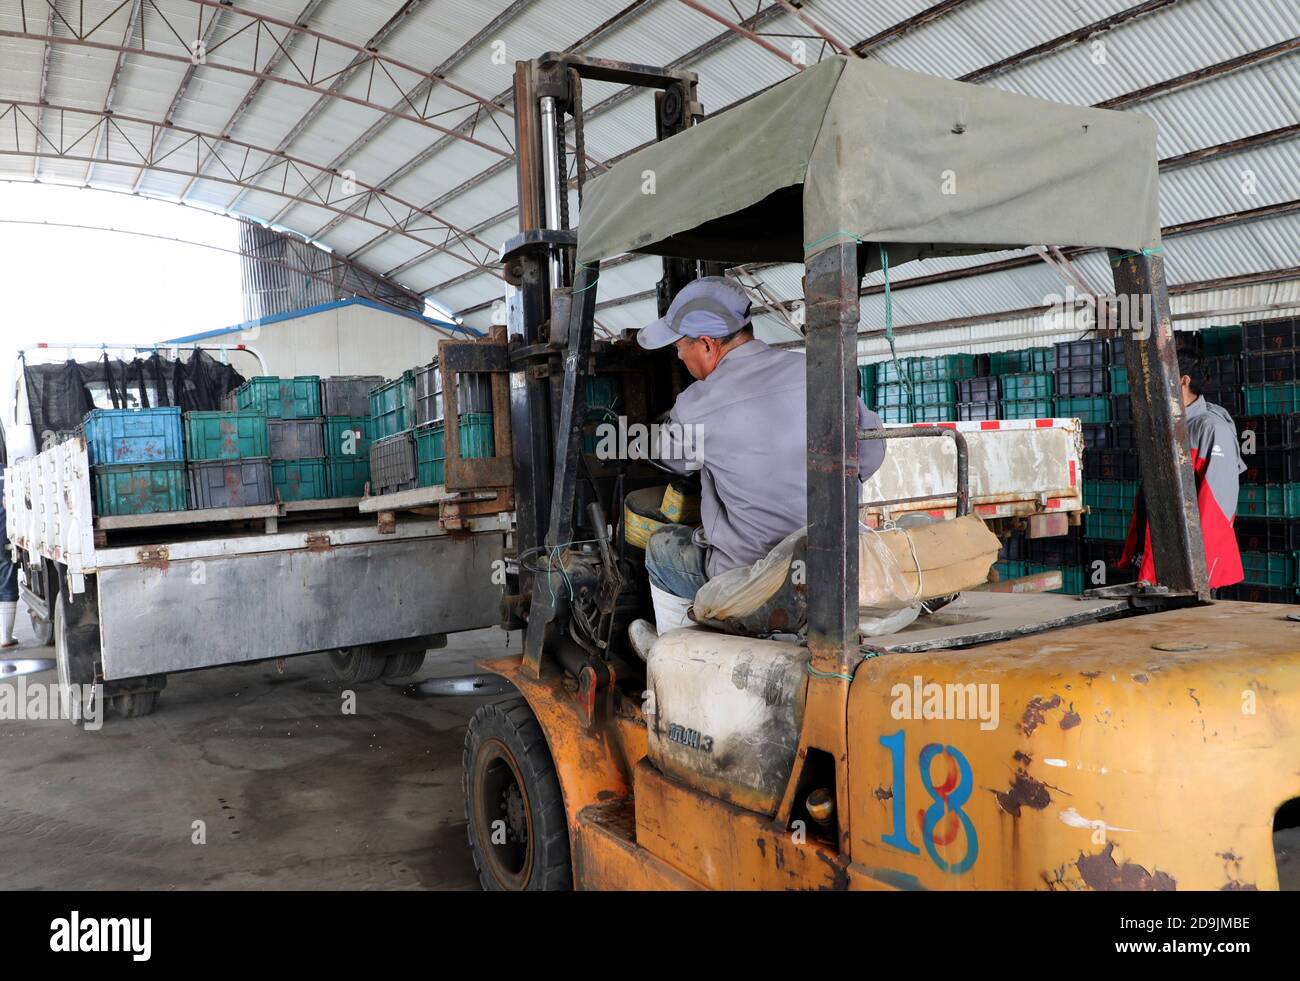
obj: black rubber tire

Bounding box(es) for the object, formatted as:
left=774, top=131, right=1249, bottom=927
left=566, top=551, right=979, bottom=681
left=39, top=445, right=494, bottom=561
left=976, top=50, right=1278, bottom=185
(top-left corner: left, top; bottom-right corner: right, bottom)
left=463, top=699, right=571, bottom=891
left=28, top=610, right=53, bottom=648
left=52, top=592, right=88, bottom=725
left=327, top=645, right=385, bottom=683
left=111, top=691, right=159, bottom=718
left=380, top=649, right=426, bottom=679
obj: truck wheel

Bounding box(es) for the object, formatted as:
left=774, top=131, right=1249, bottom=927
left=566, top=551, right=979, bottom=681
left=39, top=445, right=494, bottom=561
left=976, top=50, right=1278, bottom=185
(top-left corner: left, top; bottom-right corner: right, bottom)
left=111, top=691, right=159, bottom=718
left=53, top=592, right=95, bottom=725
left=29, top=610, right=53, bottom=647
left=328, top=645, right=385, bottom=683
left=463, top=699, right=571, bottom=891
left=380, top=650, right=426, bottom=679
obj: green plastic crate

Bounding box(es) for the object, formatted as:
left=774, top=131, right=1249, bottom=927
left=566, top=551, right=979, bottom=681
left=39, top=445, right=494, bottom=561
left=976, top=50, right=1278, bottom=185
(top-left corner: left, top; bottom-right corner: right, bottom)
left=1241, top=551, right=1298, bottom=587
left=1084, top=479, right=1139, bottom=513
left=1000, top=372, right=1054, bottom=400
left=1238, top=483, right=1300, bottom=519
left=989, top=351, right=1030, bottom=375
left=876, top=383, right=910, bottom=407
left=881, top=405, right=912, bottom=424
left=325, top=458, right=371, bottom=498
left=876, top=358, right=913, bottom=385
left=914, top=381, right=956, bottom=403
left=1244, top=384, right=1300, bottom=416
left=857, top=364, right=877, bottom=394
left=323, top=416, right=375, bottom=460
left=271, top=458, right=329, bottom=502
left=1025, top=563, right=1085, bottom=595
left=1084, top=508, right=1130, bottom=541
left=586, top=375, right=621, bottom=410
left=1055, top=396, right=1111, bottom=424
left=1001, top=398, right=1054, bottom=420
left=1108, top=365, right=1129, bottom=395
left=993, top=561, right=1026, bottom=581
left=183, top=410, right=269, bottom=461
left=236, top=376, right=322, bottom=419
left=911, top=354, right=976, bottom=382
left=414, top=414, right=496, bottom=487
left=369, top=371, right=417, bottom=438
left=913, top=403, right=956, bottom=423
left=92, top=462, right=187, bottom=516
left=1200, top=325, right=1243, bottom=356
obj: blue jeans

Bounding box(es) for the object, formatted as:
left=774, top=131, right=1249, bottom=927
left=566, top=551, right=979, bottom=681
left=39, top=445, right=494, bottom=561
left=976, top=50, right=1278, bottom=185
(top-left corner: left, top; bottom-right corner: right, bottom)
left=645, top=524, right=708, bottom=599
left=0, top=475, right=15, bottom=603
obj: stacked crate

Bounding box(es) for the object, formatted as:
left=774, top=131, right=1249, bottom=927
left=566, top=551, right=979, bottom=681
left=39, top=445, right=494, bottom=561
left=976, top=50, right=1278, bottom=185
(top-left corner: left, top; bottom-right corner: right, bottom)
left=235, top=376, right=327, bottom=502
left=183, top=408, right=273, bottom=508
left=322, top=376, right=382, bottom=499
left=1229, top=315, right=1300, bottom=602
left=84, top=407, right=187, bottom=516
left=862, top=355, right=974, bottom=423
left=371, top=361, right=497, bottom=494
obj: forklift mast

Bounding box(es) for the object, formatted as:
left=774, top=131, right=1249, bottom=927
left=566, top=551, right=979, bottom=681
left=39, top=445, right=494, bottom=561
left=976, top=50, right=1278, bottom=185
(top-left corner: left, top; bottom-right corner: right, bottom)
left=500, top=53, right=723, bottom=677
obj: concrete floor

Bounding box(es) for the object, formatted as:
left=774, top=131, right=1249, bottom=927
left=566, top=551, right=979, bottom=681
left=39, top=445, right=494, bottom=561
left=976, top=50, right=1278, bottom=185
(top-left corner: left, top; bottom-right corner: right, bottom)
left=3, top=610, right=1298, bottom=891
left=0, top=611, right=519, bottom=890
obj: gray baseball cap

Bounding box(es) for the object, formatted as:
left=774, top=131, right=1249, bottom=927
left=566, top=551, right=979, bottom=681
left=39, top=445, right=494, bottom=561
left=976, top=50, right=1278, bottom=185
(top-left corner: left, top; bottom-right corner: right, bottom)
left=636, top=276, right=753, bottom=350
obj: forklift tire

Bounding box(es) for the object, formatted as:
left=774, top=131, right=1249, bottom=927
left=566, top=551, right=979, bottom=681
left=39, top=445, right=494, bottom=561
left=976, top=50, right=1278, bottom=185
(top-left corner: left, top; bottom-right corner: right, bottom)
left=464, top=699, right=571, bottom=891
left=111, top=691, right=159, bottom=718
left=29, top=610, right=54, bottom=648
left=327, top=645, right=385, bottom=683
left=380, top=650, right=426, bottom=679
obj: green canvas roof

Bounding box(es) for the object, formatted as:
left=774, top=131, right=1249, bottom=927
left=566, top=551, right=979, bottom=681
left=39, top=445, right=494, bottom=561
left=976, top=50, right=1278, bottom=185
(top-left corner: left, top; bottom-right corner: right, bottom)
left=576, top=56, right=1161, bottom=270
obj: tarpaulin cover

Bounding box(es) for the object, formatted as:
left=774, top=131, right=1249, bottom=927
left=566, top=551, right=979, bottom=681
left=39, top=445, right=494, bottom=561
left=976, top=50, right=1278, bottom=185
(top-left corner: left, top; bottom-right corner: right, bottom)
left=23, top=350, right=245, bottom=439
left=576, top=56, right=1161, bottom=269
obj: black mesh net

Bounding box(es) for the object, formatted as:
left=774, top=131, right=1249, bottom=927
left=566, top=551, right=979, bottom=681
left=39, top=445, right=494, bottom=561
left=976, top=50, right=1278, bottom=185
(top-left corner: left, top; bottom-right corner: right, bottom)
left=23, top=350, right=245, bottom=440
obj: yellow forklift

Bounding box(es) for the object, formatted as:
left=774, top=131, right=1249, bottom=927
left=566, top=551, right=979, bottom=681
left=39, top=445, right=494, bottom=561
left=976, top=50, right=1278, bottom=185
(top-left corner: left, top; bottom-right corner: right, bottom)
left=460, top=53, right=1300, bottom=890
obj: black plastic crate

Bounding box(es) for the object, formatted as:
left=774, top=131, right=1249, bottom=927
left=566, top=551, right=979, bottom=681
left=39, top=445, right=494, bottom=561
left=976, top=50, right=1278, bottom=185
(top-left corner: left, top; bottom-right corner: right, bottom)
left=267, top=418, right=325, bottom=460
left=1201, top=386, right=1243, bottom=417
left=1081, top=539, right=1136, bottom=586
left=999, top=534, right=1028, bottom=561
left=1236, top=414, right=1300, bottom=447
left=1055, top=366, right=1108, bottom=396
left=1243, top=350, right=1300, bottom=385
left=957, top=401, right=1000, bottom=421
left=1082, top=423, right=1110, bottom=449
left=1218, top=583, right=1297, bottom=605
left=1244, top=317, right=1299, bottom=352
left=1107, top=336, right=1126, bottom=364
left=1242, top=446, right=1300, bottom=484
left=1235, top=518, right=1300, bottom=553
left=187, top=458, right=274, bottom=509
left=321, top=376, right=385, bottom=416
left=369, top=432, right=417, bottom=494
left=956, top=376, right=999, bottom=403
left=1203, top=354, right=1243, bottom=388
left=1085, top=448, right=1140, bottom=481
left=1111, top=421, right=1137, bottom=449
left=1054, top=339, right=1108, bottom=369
left=1111, top=395, right=1132, bottom=423
left=1026, top=531, right=1081, bottom=566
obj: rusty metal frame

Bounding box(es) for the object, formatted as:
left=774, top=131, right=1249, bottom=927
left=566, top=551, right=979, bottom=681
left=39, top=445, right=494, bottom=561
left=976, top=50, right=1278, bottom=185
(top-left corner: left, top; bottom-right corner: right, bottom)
left=1111, top=251, right=1209, bottom=597
left=439, top=329, right=515, bottom=490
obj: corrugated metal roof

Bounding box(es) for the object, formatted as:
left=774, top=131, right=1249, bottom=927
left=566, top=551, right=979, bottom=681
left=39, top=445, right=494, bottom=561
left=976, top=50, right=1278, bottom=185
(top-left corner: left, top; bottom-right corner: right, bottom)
left=0, top=0, right=1295, bottom=345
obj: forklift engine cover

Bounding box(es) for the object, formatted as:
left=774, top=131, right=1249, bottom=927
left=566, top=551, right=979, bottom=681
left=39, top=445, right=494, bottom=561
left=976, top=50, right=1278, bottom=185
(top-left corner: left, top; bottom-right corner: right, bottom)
left=646, top=630, right=809, bottom=815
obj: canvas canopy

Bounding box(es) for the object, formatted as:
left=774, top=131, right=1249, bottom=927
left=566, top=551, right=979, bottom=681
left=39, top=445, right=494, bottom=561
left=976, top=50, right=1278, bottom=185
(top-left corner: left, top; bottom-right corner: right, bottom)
left=576, top=56, right=1161, bottom=270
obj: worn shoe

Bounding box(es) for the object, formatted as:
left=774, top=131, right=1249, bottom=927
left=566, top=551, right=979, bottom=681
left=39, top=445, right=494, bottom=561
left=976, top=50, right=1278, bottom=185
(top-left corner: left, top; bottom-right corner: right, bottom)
left=627, top=619, right=659, bottom=662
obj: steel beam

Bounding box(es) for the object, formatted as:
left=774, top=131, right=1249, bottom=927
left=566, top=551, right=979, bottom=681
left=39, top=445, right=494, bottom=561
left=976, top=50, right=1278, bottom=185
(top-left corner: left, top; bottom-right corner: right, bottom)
left=851, top=0, right=973, bottom=55
left=1112, top=251, right=1208, bottom=597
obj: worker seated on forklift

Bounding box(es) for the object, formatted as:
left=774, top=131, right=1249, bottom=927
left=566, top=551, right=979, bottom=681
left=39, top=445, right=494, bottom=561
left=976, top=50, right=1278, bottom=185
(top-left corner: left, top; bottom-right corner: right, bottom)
left=632, top=276, right=886, bottom=637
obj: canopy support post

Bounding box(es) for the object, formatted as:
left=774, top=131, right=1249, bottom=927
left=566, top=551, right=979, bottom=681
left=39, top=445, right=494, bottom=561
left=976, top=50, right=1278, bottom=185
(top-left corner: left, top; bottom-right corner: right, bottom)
left=775, top=240, right=860, bottom=855
left=1110, top=249, right=1210, bottom=599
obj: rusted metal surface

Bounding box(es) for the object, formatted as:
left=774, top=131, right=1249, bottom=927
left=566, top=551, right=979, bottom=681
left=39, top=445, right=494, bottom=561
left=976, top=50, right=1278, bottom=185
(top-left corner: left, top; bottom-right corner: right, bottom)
left=1111, top=250, right=1208, bottom=597
left=849, top=602, right=1300, bottom=889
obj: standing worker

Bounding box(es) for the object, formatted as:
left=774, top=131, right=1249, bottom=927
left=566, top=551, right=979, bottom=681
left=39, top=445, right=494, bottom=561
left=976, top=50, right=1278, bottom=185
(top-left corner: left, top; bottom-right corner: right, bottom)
left=630, top=276, right=886, bottom=632
left=1121, top=346, right=1245, bottom=588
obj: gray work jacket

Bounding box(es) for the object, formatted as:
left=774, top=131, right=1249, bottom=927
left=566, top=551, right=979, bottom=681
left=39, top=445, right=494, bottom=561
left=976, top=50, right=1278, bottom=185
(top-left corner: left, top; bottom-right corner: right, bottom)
left=659, top=339, right=885, bottom=577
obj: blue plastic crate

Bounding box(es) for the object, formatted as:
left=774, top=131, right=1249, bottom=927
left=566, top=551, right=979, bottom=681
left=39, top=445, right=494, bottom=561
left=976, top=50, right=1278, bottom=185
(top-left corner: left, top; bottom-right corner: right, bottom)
left=83, top=407, right=183, bottom=465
